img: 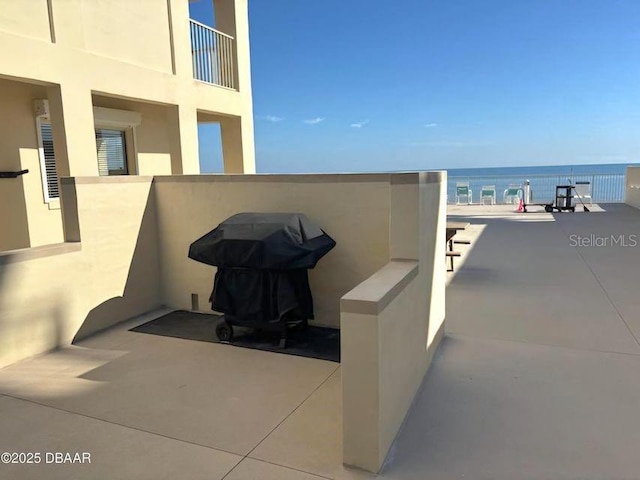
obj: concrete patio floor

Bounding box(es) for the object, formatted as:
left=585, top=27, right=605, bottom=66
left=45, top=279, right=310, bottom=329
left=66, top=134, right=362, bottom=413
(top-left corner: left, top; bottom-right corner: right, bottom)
left=382, top=203, right=640, bottom=479
left=0, top=310, right=362, bottom=480
left=2, top=203, right=640, bottom=479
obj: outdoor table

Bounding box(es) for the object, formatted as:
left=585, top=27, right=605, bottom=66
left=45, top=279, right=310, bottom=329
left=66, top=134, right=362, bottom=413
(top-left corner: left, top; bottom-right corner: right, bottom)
left=445, top=221, right=469, bottom=272
left=446, top=222, right=469, bottom=250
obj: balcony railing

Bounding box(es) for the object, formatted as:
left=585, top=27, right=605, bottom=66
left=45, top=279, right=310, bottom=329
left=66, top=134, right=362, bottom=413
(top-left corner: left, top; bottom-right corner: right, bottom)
left=448, top=173, right=626, bottom=204
left=189, top=19, right=236, bottom=90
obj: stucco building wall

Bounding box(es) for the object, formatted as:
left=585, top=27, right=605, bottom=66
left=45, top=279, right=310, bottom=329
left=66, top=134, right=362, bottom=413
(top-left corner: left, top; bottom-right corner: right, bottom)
left=0, top=0, right=256, bottom=251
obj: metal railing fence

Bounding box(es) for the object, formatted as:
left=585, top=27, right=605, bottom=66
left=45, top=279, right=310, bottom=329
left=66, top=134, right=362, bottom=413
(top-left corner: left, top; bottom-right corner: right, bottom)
left=190, top=20, right=236, bottom=89
left=448, top=173, right=625, bottom=204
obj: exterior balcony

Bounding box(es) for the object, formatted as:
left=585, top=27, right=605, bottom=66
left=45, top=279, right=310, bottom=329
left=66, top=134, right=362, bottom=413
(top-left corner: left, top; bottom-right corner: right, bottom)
left=190, top=19, right=236, bottom=90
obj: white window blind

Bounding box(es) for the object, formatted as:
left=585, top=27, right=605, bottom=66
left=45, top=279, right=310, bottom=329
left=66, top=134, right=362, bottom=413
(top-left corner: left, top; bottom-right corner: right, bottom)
left=38, top=120, right=59, bottom=201
left=95, top=129, right=128, bottom=176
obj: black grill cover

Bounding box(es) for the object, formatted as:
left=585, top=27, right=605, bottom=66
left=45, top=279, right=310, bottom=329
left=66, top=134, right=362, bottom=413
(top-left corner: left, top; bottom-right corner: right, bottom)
left=210, top=268, right=314, bottom=322
left=188, top=213, right=336, bottom=270
left=189, top=213, right=335, bottom=323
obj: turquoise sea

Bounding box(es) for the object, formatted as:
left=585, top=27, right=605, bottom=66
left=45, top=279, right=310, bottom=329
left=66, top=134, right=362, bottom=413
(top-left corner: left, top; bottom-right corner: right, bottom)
left=446, top=163, right=638, bottom=203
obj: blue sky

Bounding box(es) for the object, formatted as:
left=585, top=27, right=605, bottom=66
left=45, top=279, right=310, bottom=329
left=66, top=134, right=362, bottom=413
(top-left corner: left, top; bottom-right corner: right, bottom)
left=191, top=0, right=640, bottom=173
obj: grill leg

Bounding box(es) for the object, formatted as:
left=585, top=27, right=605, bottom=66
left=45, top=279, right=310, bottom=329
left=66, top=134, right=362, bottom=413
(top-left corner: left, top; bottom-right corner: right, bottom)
left=278, top=323, right=288, bottom=349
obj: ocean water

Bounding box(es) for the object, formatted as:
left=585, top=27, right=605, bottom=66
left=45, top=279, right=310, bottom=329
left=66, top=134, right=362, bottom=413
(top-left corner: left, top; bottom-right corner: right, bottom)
left=447, top=163, right=637, bottom=203
left=447, top=162, right=632, bottom=177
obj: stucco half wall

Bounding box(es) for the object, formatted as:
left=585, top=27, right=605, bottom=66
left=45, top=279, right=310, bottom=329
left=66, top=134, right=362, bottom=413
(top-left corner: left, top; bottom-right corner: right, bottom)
left=0, top=176, right=161, bottom=369
left=153, top=173, right=400, bottom=328
left=341, top=172, right=446, bottom=473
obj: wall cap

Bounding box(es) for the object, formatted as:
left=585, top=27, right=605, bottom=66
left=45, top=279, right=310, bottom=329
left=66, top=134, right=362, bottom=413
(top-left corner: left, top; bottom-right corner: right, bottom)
left=340, top=259, right=419, bottom=315
left=0, top=242, right=81, bottom=266
left=61, top=176, right=154, bottom=185
left=153, top=171, right=444, bottom=185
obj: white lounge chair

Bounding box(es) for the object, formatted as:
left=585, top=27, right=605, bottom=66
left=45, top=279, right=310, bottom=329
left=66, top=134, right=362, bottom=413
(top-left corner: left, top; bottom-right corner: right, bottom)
left=480, top=185, right=496, bottom=205
left=455, top=182, right=472, bottom=204
left=503, top=184, right=523, bottom=204
left=574, top=181, right=592, bottom=205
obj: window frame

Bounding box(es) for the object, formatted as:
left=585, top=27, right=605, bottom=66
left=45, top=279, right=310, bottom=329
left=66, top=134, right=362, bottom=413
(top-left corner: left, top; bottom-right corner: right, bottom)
left=95, top=126, right=137, bottom=176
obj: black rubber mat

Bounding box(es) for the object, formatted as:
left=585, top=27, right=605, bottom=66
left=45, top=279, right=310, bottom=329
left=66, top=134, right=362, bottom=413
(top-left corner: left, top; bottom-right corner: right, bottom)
left=130, top=310, right=340, bottom=362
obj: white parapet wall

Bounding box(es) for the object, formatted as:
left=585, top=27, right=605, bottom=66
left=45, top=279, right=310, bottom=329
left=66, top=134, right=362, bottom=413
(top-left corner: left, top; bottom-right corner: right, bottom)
left=341, top=172, right=446, bottom=473
left=153, top=173, right=395, bottom=328
left=625, top=166, right=640, bottom=209
left=0, top=176, right=162, bottom=368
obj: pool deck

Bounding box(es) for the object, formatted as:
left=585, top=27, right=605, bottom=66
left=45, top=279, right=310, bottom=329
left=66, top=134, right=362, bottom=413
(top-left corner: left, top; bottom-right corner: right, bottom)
left=1, top=203, right=640, bottom=479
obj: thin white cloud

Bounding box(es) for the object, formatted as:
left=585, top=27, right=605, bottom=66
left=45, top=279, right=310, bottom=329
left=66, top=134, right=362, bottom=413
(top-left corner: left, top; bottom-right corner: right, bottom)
left=424, top=123, right=438, bottom=128
left=350, top=120, right=370, bottom=128
left=261, top=115, right=284, bottom=122
left=304, top=117, right=325, bottom=125
left=407, top=140, right=495, bottom=147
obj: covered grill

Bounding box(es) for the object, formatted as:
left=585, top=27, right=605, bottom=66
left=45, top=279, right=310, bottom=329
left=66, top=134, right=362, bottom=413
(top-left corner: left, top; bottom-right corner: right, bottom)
left=188, top=213, right=336, bottom=347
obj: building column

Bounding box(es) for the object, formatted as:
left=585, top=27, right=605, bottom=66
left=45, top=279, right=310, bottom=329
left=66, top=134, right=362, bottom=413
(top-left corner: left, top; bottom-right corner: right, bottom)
left=213, top=0, right=246, bottom=91
left=166, top=0, right=193, bottom=77
left=167, top=105, right=200, bottom=174
left=213, top=0, right=256, bottom=174
left=220, top=114, right=255, bottom=174
left=46, top=83, right=98, bottom=177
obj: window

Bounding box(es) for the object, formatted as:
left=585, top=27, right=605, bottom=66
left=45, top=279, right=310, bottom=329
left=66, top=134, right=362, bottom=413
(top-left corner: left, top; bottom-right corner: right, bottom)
left=36, top=118, right=59, bottom=202
left=95, top=129, right=128, bottom=176
left=92, top=107, right=140, bottom=175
